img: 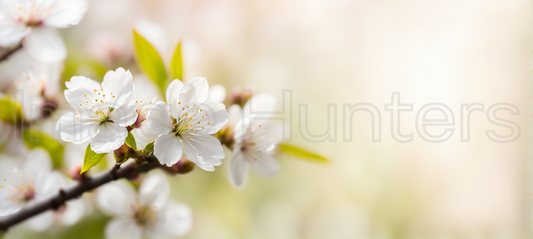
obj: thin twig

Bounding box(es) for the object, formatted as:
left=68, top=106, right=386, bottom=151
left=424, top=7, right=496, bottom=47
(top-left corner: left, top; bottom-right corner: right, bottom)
left=0, top=155, right=161, bottom=231
left=0, top=44, right=23, bottom=63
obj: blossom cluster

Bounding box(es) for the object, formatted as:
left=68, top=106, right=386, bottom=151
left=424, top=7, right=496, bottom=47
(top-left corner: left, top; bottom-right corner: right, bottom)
left=0, top=0, right=308, bottom=237
left=55, top=67, right=283, bottom=185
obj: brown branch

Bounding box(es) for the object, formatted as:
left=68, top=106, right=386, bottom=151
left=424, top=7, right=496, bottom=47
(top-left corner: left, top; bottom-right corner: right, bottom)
left=0, top=155, right=161, bottom=231
left=0, top=44, right=23, bottom=63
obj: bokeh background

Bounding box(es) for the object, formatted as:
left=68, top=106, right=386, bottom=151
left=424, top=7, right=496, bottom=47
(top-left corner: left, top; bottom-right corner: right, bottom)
left=1, top=0, right=531, bottom=238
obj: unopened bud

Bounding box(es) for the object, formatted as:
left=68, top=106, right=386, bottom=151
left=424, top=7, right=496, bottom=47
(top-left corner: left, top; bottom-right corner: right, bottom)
left=216, top=127, right=234, bottom=149
left=40, top=97, right=58, bottom=119
left=229, top=86, right=255, bottom=106
left=114, top=143, right=135, bottom=164
left=68, top=165, right=83, bottom=181
left=163, top=158, right=195, bottom=175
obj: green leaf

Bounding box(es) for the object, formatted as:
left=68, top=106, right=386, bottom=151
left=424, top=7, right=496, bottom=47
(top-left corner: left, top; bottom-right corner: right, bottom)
left=22, top=130, right=64, bottom=169
left=279, top=143, right=330, bottom=163
left=133, top=29, right=168, bottom=96
left=0, top=98, right=22, bottom=125
left=170, top=41, right=183, bottom=80
left=125, top=132, right=137, bottom=151
left=143, top=141, right=154, bottom=154
left=82, top=144, right=108, bottom=174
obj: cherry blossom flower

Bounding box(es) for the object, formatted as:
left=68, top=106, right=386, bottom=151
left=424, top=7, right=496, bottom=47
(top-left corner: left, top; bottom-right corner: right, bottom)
left=0, top=149, right=53, bottom=217
left=0, top=0, right=88, bottom=62
left=56, top=67, right=137, bottom=154
left=27, top=171, right=90, bottom=231
left=147, top=77, right=228, bottom=171
left=229, top=93, right=283, bottom=187
left=129, top=75, right=161, bottom=149
left=15, top=62, right=62, bottom=120
left=96, top=171, right=192, bottom=239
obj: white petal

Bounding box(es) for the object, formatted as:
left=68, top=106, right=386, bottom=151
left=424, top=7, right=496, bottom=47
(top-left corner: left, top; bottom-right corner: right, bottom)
left=26, top=210, right=54, bottom=231
left=227, top=104, right=242, bottom=129
left=257, top=122, right=284, bottom=151
left=44, top=0, right=88, bottom=28
left=105, top=217, right=143, bottom=239
left=0, top=201, right=23, bottom=217
left=63, top=142, right=86, bottom=170
left=185, top=135, right=224, bottom=166
left=57, top=112, right=100, bottom=144
left=242, top=93, right=277, bottom=119
left=150, top=202, right=192, bottom=238
left=65, top=75, right=101, bottom=90
left=64, top=76, right=101, bottom=109
left=154, top=134, right=183, bottom=167
left=188, top=77, right=209, bottom=102
left=131, top=123, right=158, bottom=149
left=102, top=67, right=134, bottom=107
left=195, top=101, right=229, bottom=135
left=24, top=27, right=66, bottom=62
left=207, top=84, right=226, bottom=103
left=230, top=150, right=249, bottom=187
left=24, top=148, right=52, bottom=183
left=182, top=135, right=223, bottom=172
left=233, top=117, right=253, bottom=142
left=60, top=198, right=86, bottom=226
left=90, top=123, right=128, bottom=153
left=0, top=20, right=27, bottom=47
left=147, top=102, right=173, bottom=136
left=36, top=171, right=66, bottom=200
left=19, top=85, right=44, bottom=121
left=108, top=103, right=138, bottom=127
left=96, top=180, right=137, bottom=217
left=139, top=170, right=169, bottom=210
left=0, top=156, right=23, bottom=216
left=250, top=155, right=280, bottom=177
left=178, top=77, right=208, bottom=104
left=166, top=79, right=184, bottom=117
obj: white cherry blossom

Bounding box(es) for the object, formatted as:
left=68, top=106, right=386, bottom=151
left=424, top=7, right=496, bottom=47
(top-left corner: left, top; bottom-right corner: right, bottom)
left=0, top=0, right=88, bottom=62
left=25, top=171, right=89, bottom=231
left=129, top=75, right=160, bottom=149
left=56, top=67, right=137, bottom=154
left=229, top=93, right=283, bottom=187
left=147, top=77, right=228, bottom=171
left=0, top=149, right=54, bottom=217
left=0, top=148, right=87, bottom=231
left=96, top=171, right=192, bottom=239
left=15, top=61, right=62, bottom=120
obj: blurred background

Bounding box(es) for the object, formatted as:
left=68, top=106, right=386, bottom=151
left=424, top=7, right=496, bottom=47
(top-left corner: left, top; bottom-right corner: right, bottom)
left=1, top=0, right=531, bottom=238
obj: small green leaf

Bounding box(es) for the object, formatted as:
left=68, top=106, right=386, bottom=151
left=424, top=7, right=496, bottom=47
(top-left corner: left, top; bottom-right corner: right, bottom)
left=170, top=41, right=183, bottom=80
left=0, top=98, right=22, bottom=125
left=132, top=29, right=168, bottom=96
left=279, top=143, right=329, bottom=163
left=82, top=144, right=108, bottom=174
left=143, top=141, right=154, bottom=154
left=125, top=132, right=137, bottom=151
left=23, top=130, right=64, bottom=169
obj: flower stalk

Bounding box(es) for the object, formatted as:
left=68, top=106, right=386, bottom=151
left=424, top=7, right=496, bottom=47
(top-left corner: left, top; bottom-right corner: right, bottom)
left=0, top=154, right=161, bottom=232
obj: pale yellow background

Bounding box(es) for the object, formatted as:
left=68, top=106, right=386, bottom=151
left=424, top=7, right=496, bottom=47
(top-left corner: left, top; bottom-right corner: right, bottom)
left=42, top=0, right=533, bottom=238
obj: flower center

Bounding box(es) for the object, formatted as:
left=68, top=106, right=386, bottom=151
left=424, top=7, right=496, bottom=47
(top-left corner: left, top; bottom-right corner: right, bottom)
left=1, top=168, right=35, bottom=203
left=171, top=103, right=210, bottom=137
left=242, top=125, right=275, bottom=162
left=132, top=95, right=154, bottom=128
left=94, top=109, right=113, bottom=124
left=133, top=205, right=156, bottom=226
left=14, top=2, right=51, bottom=26
left=77, top=88, right=117, bottom=124
left=15, top=71, right=46, bottom=96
